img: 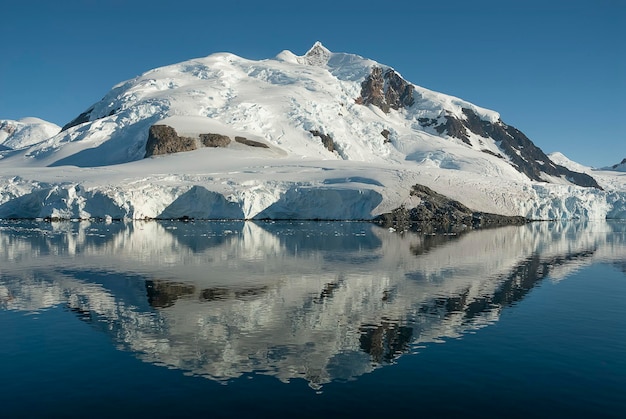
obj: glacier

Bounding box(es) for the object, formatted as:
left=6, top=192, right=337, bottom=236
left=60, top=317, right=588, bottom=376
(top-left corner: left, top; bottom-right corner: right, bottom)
left=0, top=43, right=624, bottom=221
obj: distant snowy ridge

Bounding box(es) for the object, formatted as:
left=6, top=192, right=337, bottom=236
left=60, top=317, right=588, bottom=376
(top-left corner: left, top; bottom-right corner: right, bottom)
left=606, top=158, right=626, bottom=172
left=0, top=43, right=624, bottom=220
left=0, top=118, right=60, bottom=151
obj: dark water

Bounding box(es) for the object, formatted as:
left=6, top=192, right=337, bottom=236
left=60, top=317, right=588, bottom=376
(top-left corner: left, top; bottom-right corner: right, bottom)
left=1, top=220, right=625, bottom=418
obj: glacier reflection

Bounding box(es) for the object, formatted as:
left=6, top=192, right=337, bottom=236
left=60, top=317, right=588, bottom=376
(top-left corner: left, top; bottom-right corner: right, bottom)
left=1, top=220, right=625, bottom=388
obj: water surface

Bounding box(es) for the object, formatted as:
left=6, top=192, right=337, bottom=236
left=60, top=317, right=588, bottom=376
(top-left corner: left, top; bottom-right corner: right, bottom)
left=1, top=220, right=625, bottom=417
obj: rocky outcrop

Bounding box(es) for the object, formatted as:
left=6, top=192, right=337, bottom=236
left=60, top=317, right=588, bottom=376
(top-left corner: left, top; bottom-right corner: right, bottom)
left=381, top=129, right=391, bottom=143
left=357, top=67, right=386, bottom=111
left=310, top=130, right=335, bottom=152
left=145, top=126, right=272, bottom=157
left=297, top=41, right=331, bottom=67
left=375, top=184, right=529, bottom=233
left=234, top=136, right=269, bottom=148
left=200, top=133, right=231, bottom=147
left=419, top=113, right=472, bottom=145
left=384, top=69, right=415, bottom=110
left=357, top=67, right=415, bottom=113
left=62, top=105, right=120, bottom=132
left=61, top=107, right=93, bottom=131
left=144, top=125, right=197, bottom=157
left=0, top=121, right=17, bottom=136
left=0, top=122, right=15, bottom=151
left=355, top=63, right=598, bottom=189
left=419, top=108, right=601, bottom=189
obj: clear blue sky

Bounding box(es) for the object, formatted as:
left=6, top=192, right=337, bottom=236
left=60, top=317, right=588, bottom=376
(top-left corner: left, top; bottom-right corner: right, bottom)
left=1, top=0, right=623, bottom=167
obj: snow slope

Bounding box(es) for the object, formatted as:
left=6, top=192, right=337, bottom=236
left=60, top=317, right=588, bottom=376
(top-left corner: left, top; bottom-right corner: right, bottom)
left=0, top=118, right=60, bottom=151
left=605, top=158, right=626, bottom=172
left=0, top=43, right=624, bottom=220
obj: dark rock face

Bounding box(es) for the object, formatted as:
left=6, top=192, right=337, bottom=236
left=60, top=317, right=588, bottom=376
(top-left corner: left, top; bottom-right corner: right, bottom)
left=0, top=121, right=17, bottom=136
left=145, top=125, right=197, bottom=157
left=418, top=108, right=601, bottom=189
left=145, top=125, right=272, bottom=157
left=419, top=113, right=472, bottom=145
left=481, top=149, right=505, bottom=159
left=384, top=69, right=415, bottom=110
left=234, top=136, right=269, bottom=148
left=61, top=106, right=95, bottom=131
left=62, top=104, right=122, bottom=132
left=612, top=158, right=626, bottom=169
left=310, top=130, right=335, bottom=152
left=358, top=67, right=387, bottom=111
left=0, top=122, right=15, bottom=151
left=200, top=133, right=231, bottom=147
left=375, top=183, right=529, bottom=233
left=381, top=129, right=391, bottom=143
left=300, top=41, right=331, bottom=67
left=357, top=67, right=414, bottom=113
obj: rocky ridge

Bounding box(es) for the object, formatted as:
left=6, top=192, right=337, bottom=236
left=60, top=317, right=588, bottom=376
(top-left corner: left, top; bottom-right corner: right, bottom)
left=417, top=108, right=601, bottom=188
left=354, top=67, right=599, bottom=189
left=610, top=158, right=626, bottom=171
left=376, top=184, right=529, bottom=233
left=357, top=67, right=415, bottom=113
left=145, top=124, right=268, bottom=157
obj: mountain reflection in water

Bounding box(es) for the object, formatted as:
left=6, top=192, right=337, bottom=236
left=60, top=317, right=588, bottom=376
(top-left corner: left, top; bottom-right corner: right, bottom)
left=1, top=220, right=625, bottom=388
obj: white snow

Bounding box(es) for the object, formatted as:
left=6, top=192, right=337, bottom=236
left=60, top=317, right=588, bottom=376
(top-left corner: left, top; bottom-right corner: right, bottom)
left=0, top=43, right=624, bottom=220
left=602, top=158, right=626, bottom=173
left=0, top=118, right=60, bottom=150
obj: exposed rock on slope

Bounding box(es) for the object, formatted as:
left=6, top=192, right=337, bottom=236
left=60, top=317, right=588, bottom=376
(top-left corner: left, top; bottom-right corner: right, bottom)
left=234, top=136, right=268, bottom=148
left=61, top=106, right=95, bottom=131
left=381, top=129, right=391, bottom=143
left=200, top=133, right=231, bottom=148
left=417, top=108, right=601, bottom=189
left=309, top=130, right=335, bottom=152
left=353, top=65, right=598, bottom=189
left=376, top=184, right=529, bottom=233
left=357, top=67, right=415, bottom=113
left=145, top=125, right=273, bottom=157
left=297, top=41, right=331, bottom=67
left=145, top=125, right=197, bottom=157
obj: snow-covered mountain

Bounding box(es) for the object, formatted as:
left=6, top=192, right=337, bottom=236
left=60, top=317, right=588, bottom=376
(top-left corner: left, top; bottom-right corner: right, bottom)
left=0, top=117, right=60, bottom=151
left=0, top=42, right=624, bottom=220
left=606, top=158, right=626, bottom=172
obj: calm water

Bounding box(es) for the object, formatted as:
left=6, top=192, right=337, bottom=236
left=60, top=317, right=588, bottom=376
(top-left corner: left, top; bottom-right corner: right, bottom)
left=1, top=220, right=625, bottom=418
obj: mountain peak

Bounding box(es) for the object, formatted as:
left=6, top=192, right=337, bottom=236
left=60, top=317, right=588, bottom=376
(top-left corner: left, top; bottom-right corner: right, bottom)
left=0, top=117, right=60, bottom=150
left=298, top=41, right=331, bottom=67
left=609, top=158, right=626, bottom=172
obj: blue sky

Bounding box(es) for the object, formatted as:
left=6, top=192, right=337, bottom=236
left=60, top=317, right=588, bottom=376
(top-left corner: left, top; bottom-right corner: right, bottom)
left=1, top=0, right=623, bottom=167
